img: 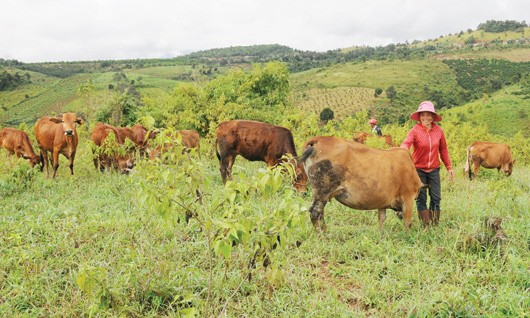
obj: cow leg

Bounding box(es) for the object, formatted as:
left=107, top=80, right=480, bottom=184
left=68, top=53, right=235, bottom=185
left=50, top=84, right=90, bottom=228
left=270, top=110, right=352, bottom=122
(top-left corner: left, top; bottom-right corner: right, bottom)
left=52, top=150, right=60, bottom=178
left=472, top=159, right=481, bottom=179
left=377, top=209, right=386, bottom=232
left=220, top=155, right=234, bottom=183
left=309, top=199, right=327, bottom=231
left=93, top=152, right=100, bottom=171
left=40, top=149, right=49, bottom=176
left=69, top=153, right=76, bottom=175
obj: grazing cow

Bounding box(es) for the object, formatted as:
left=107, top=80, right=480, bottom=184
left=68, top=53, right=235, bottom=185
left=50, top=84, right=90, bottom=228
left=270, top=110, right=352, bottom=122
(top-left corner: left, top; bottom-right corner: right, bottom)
left=465, top=141, right=515, bottom=179
left=0, top=127, right=42, bottom=168
left=35, top=113, right=83, bottom=178
left=353, top=132, right=398, bottom=147
left=215, top=120, right=307, bottom=192
left=149, top=129, right=201, bottom=160
left=96, top=124, right=158, bottom=159
left=90, top=123, right=135, bottom=173
left=300, top=136, right=423, bottom=231
left=125, top=124, right=159, bottom=158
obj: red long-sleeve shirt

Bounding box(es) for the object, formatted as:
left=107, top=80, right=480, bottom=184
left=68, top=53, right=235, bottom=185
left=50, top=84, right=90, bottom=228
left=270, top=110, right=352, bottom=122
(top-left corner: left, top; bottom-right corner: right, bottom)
left=401, top=123, right=452, bottom=172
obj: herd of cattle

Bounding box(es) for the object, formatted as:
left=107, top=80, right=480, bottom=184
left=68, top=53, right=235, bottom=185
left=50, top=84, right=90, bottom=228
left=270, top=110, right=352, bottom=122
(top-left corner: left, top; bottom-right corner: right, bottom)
left=0, top=114, right=516, bottom=230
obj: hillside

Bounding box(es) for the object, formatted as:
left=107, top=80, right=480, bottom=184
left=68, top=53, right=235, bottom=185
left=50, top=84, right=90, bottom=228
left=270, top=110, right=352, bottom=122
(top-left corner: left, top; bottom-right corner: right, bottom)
left=1, top=22, right=530, bottom=134
left=443, top=84, right=530, bottom=137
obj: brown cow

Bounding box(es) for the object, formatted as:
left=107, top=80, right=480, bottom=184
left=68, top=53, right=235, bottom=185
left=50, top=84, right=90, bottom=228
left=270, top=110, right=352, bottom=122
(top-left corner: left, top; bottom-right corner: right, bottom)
left=300, top=136, right=423, bottom=231
left=149, top=129, right=200, bottom=160
left=96, top=124, right=157, bottom=159
left=215, top=120, right=307, bottom=192
left=90, top=123, right=135, bottom=173
left=465, top=141, right=515, bottom=179
left=353, top=132, right=398, bottom=147
left=0, top=127, right=42, bottom=168
left=34, top=113, right=83, bottom=178
left=122, top=124, right=158, bottom=158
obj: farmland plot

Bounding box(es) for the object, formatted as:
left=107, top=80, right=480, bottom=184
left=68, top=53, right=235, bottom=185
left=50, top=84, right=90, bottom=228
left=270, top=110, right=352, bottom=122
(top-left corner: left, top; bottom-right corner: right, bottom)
left=291, top=87, right=377, bottom=120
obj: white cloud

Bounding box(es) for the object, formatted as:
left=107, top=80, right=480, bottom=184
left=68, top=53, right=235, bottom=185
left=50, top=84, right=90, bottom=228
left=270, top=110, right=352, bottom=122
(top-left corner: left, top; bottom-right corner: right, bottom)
left=1, top=0, right=528, bottom=62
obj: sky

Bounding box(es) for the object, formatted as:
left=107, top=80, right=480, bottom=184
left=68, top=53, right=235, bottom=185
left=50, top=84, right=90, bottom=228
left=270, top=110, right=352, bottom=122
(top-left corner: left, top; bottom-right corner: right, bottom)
left=1, top=0, right=529, bottom=63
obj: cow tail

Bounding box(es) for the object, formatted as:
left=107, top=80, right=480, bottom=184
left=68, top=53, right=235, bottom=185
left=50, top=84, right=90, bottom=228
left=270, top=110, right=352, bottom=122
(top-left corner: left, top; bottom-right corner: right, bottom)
left=465, top=145, right=472, bottom=180
left=215, top=138, right=221, bottom=161
left=299, top=144, right=315, bottom=163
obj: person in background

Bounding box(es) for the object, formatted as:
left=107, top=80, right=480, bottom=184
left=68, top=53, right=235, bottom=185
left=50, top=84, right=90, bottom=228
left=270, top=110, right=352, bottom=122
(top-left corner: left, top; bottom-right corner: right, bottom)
left=369, top=118, right=382, bottom=136
left=401, top=101, right=454, bottom=227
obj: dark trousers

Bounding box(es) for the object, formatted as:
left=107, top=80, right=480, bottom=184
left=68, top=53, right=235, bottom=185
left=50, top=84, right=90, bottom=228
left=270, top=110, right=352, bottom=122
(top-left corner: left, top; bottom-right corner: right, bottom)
left=416, top=168, right=441, bottom=211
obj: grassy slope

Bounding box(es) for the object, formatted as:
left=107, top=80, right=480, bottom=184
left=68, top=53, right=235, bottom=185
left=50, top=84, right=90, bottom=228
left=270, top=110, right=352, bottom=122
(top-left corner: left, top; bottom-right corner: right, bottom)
left=433, top=47, right=530, bottom=62
left=0, top=73, right=94, bottom=125
left=443, top=84, right=530, bottom=137
left=0, top=137, right=528, bottom=316
left=289, top=59, right=461, bottom=120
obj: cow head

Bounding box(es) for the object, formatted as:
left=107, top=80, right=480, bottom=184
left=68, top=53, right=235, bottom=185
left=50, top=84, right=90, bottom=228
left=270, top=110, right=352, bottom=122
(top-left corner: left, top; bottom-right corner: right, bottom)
left=49, top=113, right=84, bottom=136
left=502, top=159, right=515, bottom=176
left=353, top=132, right=368, bottom=143
left=293, top=162, right=308, bottom=193
left=29, top=153, right=43, bottom=168
left=117, top=155, right=136, bottom=174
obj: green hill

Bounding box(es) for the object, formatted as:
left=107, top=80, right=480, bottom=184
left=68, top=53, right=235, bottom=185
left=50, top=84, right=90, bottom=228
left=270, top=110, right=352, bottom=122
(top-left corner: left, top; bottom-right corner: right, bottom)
left=443, top=83, right=530, bottom=138
left=1, top=21, right=530, bottom=136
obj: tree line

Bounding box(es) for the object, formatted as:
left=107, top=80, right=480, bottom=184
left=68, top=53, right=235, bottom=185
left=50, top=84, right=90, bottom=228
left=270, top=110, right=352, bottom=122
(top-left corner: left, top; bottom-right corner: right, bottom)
left=478, top=20, right=527, bottom=33
left=0, top=71, right=31, bottom=91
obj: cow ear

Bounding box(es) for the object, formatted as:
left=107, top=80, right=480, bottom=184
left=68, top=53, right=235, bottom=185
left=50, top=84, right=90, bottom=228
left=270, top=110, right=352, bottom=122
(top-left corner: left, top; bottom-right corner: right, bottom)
left=49, top=117, right=63, bottom=123
left=76, top=118, right=84, bottom=125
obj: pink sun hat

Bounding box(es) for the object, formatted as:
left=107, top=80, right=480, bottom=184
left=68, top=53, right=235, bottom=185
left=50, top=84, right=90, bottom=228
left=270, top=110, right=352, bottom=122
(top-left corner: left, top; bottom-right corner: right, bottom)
left=410, top=101, right=442, bottom=122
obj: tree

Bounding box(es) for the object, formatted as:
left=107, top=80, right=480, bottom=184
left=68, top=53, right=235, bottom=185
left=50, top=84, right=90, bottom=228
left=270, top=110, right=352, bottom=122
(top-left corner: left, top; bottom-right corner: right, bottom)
left=319, top=107, right=334, bottom=121
left=464, top=36, right=476, bottom=45
left=385, top=86, right=397, bottom=100
left=374, top=88, right=383, bottom=97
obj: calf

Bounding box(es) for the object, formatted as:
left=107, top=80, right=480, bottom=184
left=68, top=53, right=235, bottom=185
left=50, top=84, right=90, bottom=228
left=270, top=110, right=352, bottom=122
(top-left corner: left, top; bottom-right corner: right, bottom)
left=465, top=141, right=515, bottom=179
left=0, top=127, right=42, bottom=168
left=90, top=123, right=135, bottom=173
left=353, top=131, right=398, bottom=147
left=149, top=129, right=201, bottom=160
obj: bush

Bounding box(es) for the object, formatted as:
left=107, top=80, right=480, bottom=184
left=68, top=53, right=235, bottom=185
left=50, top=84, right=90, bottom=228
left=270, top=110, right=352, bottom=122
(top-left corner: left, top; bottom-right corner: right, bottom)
left=319, top=107, right=334, bottom=121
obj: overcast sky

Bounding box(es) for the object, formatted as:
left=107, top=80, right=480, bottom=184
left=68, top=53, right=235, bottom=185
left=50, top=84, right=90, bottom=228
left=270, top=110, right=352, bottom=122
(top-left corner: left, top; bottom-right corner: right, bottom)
left=1, top=0, right=528, bottom=63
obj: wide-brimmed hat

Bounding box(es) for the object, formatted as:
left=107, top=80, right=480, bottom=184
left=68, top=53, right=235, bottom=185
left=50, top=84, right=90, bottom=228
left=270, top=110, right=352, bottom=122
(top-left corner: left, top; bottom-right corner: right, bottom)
left=410, top=101, right=442, bottom=122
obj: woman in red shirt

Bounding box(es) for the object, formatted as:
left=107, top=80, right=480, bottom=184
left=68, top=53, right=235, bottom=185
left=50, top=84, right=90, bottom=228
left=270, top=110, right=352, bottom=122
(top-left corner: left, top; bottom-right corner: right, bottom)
left=401, top=101, right=454, bottom=227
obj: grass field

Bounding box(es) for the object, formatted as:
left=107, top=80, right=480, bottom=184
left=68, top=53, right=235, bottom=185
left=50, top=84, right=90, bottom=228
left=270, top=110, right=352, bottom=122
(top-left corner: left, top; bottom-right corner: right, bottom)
left=433, top=48, right=530, bottom=62
left=443, top=84, right=530, bottom=138
left=0, top=130, right=528, bottom=317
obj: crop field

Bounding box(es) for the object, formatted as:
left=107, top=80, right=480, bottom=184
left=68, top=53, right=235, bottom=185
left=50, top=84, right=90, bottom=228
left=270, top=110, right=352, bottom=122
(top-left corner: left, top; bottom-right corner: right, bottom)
left=0, top=126, right=528, bottom=317
left=291, top=87, right=376, bottom=120
left=433, top=48, right=530, bottom=62
left=0, top=74, right=94, bottom=126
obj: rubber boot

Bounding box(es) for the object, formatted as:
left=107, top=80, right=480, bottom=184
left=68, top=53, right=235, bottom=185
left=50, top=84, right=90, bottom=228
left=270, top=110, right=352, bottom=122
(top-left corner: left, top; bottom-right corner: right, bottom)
left=432, top=210, right=440, bottom=225
left=418, top=209, right=431, bottom=227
